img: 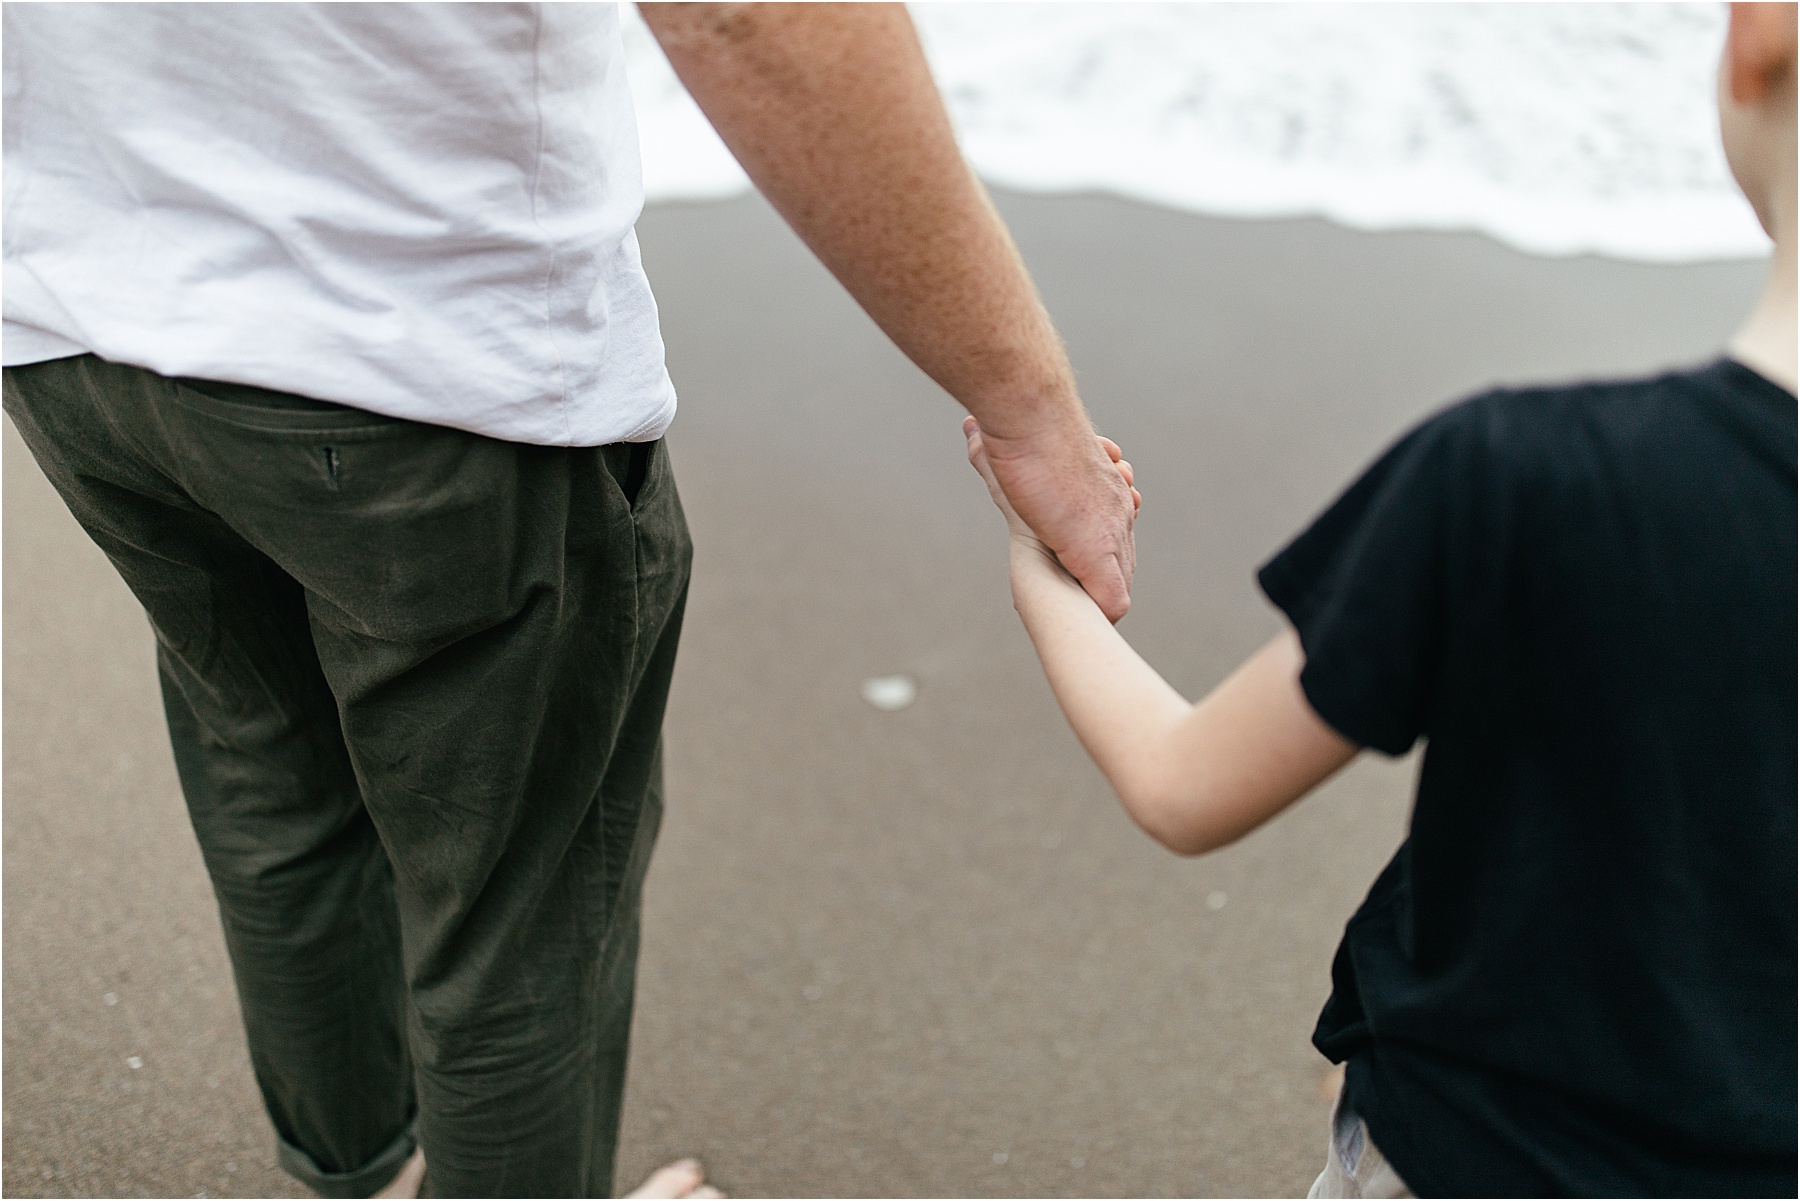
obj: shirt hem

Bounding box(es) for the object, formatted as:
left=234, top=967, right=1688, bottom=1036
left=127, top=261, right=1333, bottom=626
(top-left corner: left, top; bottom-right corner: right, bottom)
left=3, top=320, right=90, bottom=366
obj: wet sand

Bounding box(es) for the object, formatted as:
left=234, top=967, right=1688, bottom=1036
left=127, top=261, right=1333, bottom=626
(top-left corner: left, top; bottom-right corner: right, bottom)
left=3, top=190, right=1764, bottom=1198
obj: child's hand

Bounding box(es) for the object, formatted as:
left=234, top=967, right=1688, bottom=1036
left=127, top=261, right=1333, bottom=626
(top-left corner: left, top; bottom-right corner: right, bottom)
left=964, top=416, right=1139, bottom=545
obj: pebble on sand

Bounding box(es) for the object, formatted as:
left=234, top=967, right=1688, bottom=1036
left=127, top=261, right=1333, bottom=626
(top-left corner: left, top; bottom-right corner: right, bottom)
left=125, top=1056, right=143, bottom=1069
left=860, top=675, right=917, bottom=711
left=1206, top=890, right=1228, bottom=911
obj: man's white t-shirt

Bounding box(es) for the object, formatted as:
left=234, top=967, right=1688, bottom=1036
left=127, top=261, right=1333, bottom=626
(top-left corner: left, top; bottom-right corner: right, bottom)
left=2, top=3, right=676, bottom=447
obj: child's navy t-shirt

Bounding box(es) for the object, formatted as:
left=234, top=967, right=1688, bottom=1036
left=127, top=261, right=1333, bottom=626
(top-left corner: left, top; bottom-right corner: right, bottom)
left=1258, top=359, right=1796, bottom=1197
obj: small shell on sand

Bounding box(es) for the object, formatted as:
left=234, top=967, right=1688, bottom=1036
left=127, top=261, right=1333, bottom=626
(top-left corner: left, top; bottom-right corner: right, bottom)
left=860, top=675, right=917, bottom=711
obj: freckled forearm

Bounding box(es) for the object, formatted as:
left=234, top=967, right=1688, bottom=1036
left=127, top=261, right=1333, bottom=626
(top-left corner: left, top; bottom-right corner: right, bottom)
left=638, top=2, right=1084, bottom=434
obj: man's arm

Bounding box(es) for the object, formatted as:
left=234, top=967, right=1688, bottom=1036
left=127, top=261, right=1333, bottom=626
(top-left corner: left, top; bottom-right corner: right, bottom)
left=966, top=419, right=1358, bottom=854
left=638, top=2, right=1137, bottom=619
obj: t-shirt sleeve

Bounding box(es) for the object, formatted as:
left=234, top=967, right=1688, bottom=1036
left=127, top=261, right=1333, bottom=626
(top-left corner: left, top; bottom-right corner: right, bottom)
left=1257, top=406, right=1476, bottom=756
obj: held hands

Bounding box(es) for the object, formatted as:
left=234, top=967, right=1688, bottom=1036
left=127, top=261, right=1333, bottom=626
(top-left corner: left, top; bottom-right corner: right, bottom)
left=964, top=416, right=1141, bottom=598
left=967, top=417, right=1140, bottom=620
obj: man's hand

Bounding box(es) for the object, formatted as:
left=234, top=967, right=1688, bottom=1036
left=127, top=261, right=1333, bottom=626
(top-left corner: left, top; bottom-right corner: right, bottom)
left=976, top=421, right=1138, bottom=619
left=965, top=416, right=1140, bottom=531
left=639, top=2, right=1138, bottom=618
left=964, top=417, right=1130, bottom=626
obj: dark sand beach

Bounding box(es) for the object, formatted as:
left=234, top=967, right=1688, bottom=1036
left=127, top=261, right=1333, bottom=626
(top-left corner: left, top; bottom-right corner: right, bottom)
left=3, top=191, right=1765, bottom=1197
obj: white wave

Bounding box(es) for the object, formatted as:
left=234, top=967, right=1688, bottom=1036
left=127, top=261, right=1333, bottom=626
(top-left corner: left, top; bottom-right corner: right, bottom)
left=621, top=3, right=1768, bottom=263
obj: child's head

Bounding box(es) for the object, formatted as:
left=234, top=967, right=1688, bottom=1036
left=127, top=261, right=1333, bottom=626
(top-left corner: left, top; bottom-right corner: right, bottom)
left=1719, top=3, right=1797, bottom=243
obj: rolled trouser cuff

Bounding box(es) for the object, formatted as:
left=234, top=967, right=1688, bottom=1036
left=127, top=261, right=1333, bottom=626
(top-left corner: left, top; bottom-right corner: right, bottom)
left=278, top=1119, right=417, bottom=1199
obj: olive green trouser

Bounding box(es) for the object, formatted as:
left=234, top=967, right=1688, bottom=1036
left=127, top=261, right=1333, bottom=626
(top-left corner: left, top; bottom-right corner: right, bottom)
left=4, top=354, right=692, bottom=1197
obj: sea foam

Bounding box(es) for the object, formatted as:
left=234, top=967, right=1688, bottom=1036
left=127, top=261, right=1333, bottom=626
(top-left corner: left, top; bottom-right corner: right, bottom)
left=623, top=3, right=1767, bottom=263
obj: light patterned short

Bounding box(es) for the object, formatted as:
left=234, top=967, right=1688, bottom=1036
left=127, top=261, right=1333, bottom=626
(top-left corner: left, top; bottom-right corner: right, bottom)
left=1308, top=1078, right=1414, bottom=1199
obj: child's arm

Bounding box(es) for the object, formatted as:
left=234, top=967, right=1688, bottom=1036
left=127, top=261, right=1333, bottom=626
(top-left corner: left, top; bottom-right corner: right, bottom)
left=967, top=418, right=1358, bottom=855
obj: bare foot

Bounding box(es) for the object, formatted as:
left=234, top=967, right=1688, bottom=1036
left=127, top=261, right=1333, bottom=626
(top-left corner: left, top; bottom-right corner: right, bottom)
left=625, top=1158, right=727, bottom=1198
left=372, top=1146, right=426, bottom=1199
